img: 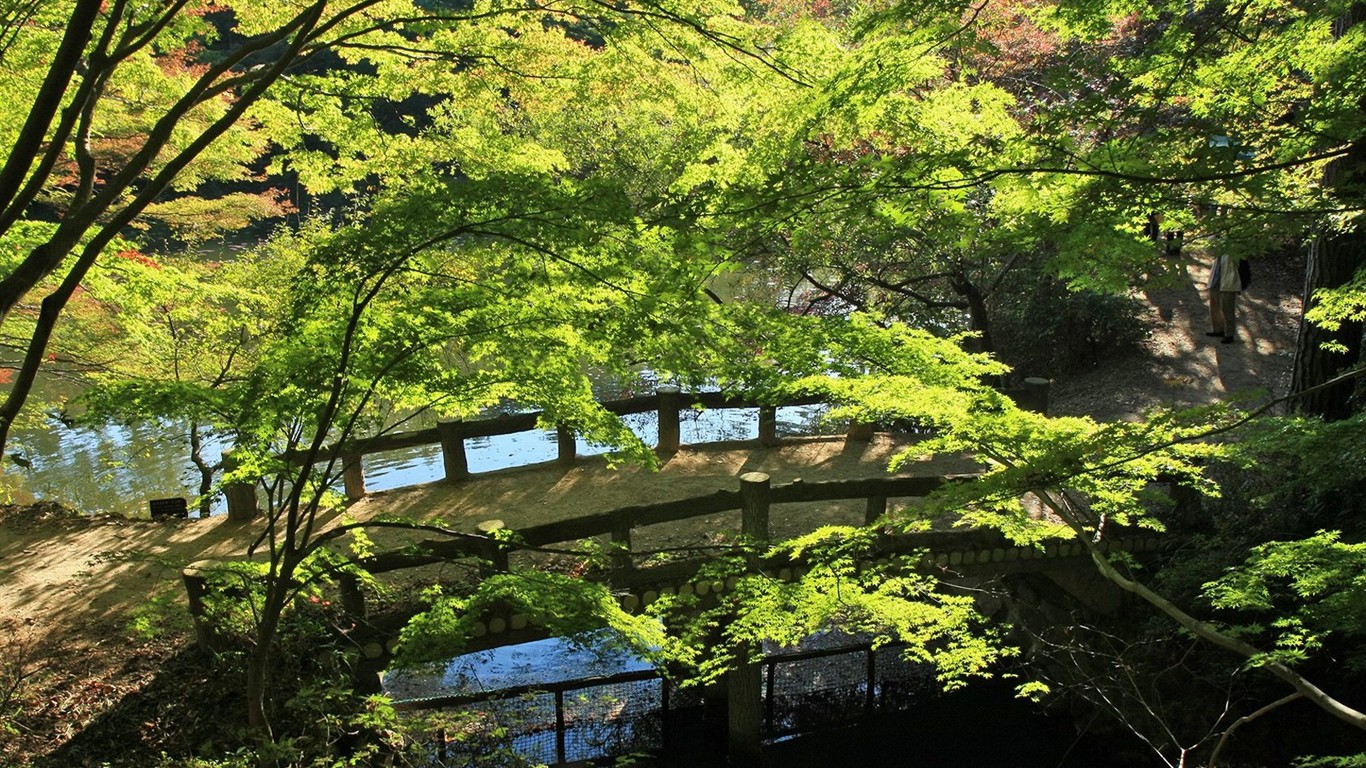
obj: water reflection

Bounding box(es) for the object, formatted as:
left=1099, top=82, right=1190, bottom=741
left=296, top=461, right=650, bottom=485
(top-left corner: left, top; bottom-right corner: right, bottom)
left=361, top=404, right=831, bottom=493
left=8, top=402, right=832, bottom=518
left=384, top=630, right=654, bottom=701
left=6, top=419, right=225, bottom=518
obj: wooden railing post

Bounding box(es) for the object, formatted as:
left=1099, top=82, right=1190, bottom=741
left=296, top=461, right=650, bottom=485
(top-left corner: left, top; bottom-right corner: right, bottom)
left=610, top=524, right=633, bottom=581
left=477, top=519, right=510, bottom=575
left=438, top=419, right=469, bottom=482
left=556, top=424, right=576, bottom=467
left=657, top=385, right=681, bottom=454
left=339, top=573, right=366, bottom=618
left=730, top=471, right=770, bottom=766
left=221, top=450, right=258, bottom=522
left=183, top=562, right=213, bottom=652
left=865, top=496, right=888, bottom=525
left=728, top=651, right=764, bottom=767
left=739, top=472, right=771, bottom=542
left=1021, top=376, right=1051, bottom=415
left=758, top=405, right=779, bottom=448
left=183, top=560, right=229, bottom=654
left=342, top=453, right=366, bottom=501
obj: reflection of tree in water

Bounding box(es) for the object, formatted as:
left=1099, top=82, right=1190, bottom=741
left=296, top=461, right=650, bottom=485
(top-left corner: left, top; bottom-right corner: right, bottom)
left=680, top=405, right=755, bottom=443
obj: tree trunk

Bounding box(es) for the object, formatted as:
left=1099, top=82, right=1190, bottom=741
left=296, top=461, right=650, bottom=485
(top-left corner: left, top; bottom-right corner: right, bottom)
left=952, top=274, right=994, bottom=354
left=1290, top=231, right=1364, bottom=419
left=246, top=558, right=297, bottom=742
left=0, top=0, right=102, bottom=220
left=1289, top=3, right=1366, bottom=419
left=189, top=423, right=216, bottom=518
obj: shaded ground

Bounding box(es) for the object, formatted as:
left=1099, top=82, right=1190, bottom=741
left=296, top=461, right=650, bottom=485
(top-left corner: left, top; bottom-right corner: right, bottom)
left=0, top=255, right=1303, bottom=764
left=1051, top=256, right=1302, bottom=420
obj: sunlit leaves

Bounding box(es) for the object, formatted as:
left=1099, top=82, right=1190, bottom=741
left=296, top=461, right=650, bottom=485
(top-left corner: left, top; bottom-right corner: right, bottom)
left=395, top=572, right=682, bottom=668
left=1205, top=531, right=1366, bottom=670
left=708, top=556, right=1010, bottom=690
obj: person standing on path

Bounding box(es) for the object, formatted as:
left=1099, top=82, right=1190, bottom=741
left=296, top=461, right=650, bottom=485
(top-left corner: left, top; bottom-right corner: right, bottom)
left=1206, top=251, right=1245, bottom=344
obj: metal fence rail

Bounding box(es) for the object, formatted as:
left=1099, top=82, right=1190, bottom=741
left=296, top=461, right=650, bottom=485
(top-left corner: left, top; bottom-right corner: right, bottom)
left=393, top=640, right=933, bottom=765
left=762, top=642, right=933, bottom=740
left=396, top=668, right=670, bottom=766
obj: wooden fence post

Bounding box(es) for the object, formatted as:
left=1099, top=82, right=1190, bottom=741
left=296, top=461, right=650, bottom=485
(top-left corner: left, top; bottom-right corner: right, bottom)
left=556, top=425, right=576, bottom=467
left=339, top=573, right=366, bottom=618
left=657, top=385, right=681, bottom=454
left=477, top=519, right=510, bottom=575
left=728, top=652, right=764, bottom=767
left=183, top=561, right=220, bottom=653
left=730, top=471, right=770, bottom=766
left=865, top=496, right=888, bottom=525
left=342, top=453, right=366, bottom=501
left=610, top=524, right=633, bottom=581
left=221, top=450, right=258, bottom=522
left=758, top=406, right=779, bottom=448
left=438, top=419, right=469, bottom=482
left=1021, top=376, right=1051, bottom=415
left=739, top=472, right=771, bottom=542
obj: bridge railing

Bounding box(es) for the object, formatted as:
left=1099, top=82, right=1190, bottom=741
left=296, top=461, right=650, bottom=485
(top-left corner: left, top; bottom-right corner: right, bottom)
left=318, top=468, right=1160, bottom=655
left=226, top=379, right=1049, bottom=519
left=255, top=389, right=827, bottom=515
left=387, top=639, right=931, bottom=766
left=348, top=473, right=968, bottom=583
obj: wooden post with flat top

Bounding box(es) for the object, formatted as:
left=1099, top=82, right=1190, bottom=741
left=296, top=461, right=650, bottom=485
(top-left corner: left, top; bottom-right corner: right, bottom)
left=729, top=471, right=771, bottom=766
left=657, top=385, right=681, bottom=454
left=342, top=453, right=365, bottom=500
left=438, top=419, right=469, bottom=482
left=221, top=451, right=258, bottom=522
left=758, top=406, right=779, bottom=448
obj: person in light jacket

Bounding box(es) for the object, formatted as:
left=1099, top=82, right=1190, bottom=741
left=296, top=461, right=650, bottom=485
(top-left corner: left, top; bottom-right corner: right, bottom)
left=1206, top=252, right=1244, bottom=344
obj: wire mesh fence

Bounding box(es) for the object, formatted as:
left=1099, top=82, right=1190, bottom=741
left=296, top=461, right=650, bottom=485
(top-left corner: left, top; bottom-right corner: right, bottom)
left=761, top=638, right=935, bottom=740
left=398, top=636, right=933, bottom=765
left=398, top=670, right=669, bottom=766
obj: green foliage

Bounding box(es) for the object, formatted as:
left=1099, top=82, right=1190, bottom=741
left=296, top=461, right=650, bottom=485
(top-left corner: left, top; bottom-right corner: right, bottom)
left=652, top=531, right=1011, bottom=691
left=1229, top=412, right=1366, bottom=522
left=1306, top=267, right=1366, bottom=353
left=1297, top=756, right=1366, bottom=768
left=1014, top=680, right=1052, bottom=703
left=396, top=571, right=680, bottom=669
left=988, top=266, right=1148, bottom=377
left=1205, top=531, right=1366, bottom=670
left=128, top=590, right=196, bottom=642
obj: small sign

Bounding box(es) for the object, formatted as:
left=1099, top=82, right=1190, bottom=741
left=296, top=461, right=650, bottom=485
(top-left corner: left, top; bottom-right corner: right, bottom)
left=149, top=497, right=188, bottom=519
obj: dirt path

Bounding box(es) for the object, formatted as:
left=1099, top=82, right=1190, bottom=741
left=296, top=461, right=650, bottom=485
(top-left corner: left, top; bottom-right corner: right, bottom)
left=1050, top=257, right=1302, bottom=420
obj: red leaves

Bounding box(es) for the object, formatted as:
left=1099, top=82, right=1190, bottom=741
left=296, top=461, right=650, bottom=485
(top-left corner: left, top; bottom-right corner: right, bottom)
left=114, top=250, right=161, bottom=270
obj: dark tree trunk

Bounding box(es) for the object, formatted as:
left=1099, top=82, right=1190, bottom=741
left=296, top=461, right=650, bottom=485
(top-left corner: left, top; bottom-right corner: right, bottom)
left=952, top=275, right=994, bottom=354
left=1289, top=4, right=1366, bottom=420
left=189, top=424, right=217, bottom=518
left=1291, top=232, right=1364, bottom=420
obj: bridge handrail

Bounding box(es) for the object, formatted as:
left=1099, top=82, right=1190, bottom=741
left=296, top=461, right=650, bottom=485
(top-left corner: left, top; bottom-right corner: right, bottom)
left=290, top=391, right=828, bottom=463
left=234, top=390, right=838, bottom=519
left=354, top=474, right=976, bottom=575
left=226, top=380, right=1046, bottom=523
